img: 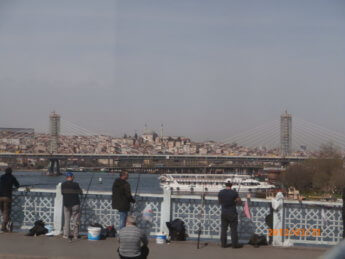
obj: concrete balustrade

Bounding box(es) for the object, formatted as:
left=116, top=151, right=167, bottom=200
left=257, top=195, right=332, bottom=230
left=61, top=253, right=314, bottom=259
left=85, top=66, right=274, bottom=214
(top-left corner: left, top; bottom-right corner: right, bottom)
left=1, top=185, right=342, bottom=246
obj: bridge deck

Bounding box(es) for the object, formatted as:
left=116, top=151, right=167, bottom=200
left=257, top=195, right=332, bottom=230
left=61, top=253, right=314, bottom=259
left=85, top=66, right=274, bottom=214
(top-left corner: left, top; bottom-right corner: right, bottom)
left=0, top=233, right=328, bottom=259
left=0, top=152, right=305, bottom=162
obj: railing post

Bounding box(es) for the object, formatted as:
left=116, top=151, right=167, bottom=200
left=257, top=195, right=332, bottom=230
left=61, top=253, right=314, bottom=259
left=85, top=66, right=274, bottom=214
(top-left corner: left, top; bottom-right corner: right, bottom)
left=272, top=193, right=284, bottom=246
left=53, top=183, right=63, bottom=234
left=160, top=188, right=171, bottom=234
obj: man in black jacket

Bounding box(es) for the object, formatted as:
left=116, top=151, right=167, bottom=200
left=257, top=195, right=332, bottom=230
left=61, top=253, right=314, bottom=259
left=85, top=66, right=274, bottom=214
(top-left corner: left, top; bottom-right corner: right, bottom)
left=218, top=181, right=243, bottom=248
left=112, top=171, right=135, bottom=229
left=0, top=167, right=19, bottom=232
left=61, top=172, right=83, bottom=239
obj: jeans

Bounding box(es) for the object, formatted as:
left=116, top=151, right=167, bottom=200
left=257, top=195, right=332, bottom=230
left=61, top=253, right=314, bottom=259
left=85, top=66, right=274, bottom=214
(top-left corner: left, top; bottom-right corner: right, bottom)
left=342, top=209, right=345, bottom=238
left=119, top=211, right=128, bottom=230
left=63, top=205, right=81, bottom=238
left=220, top=211, right=239, bottom=247
left=0, top=197, right=11, bottom=231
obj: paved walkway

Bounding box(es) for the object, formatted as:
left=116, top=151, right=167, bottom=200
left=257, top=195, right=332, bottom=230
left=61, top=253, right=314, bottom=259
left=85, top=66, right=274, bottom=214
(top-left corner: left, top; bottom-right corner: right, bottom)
left=0, top=233, right=329, bottom=259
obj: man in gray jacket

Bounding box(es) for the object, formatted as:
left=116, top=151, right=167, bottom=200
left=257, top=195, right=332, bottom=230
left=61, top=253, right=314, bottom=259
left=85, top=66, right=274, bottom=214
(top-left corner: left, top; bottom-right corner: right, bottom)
left=118, top=216, right=149, bottom=259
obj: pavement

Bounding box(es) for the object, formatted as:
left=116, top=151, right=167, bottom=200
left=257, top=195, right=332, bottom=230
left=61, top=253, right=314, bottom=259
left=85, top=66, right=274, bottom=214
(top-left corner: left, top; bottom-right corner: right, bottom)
left=0, top=233, right=330, bottom=259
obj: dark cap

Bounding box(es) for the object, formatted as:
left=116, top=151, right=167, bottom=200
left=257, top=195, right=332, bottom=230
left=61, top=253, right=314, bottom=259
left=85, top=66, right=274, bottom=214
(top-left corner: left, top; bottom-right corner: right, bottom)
left=225, top=181, right=232, bottom=187
left=5, top=167, right=12, bottom=174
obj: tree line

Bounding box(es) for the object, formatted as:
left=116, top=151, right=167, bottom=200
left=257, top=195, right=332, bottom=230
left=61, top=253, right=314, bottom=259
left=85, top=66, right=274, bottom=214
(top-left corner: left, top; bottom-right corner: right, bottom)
left=280, top=143, right=345, bottom=195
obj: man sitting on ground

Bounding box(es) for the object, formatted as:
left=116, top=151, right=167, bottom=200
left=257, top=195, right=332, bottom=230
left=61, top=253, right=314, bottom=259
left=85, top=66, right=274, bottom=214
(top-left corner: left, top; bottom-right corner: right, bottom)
left=118, top=216, right=149, bottom=259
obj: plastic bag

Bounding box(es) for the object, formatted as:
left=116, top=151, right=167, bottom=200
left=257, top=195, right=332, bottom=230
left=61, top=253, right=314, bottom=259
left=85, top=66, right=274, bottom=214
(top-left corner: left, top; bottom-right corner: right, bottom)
left=142, top=204, right=154, bottom=222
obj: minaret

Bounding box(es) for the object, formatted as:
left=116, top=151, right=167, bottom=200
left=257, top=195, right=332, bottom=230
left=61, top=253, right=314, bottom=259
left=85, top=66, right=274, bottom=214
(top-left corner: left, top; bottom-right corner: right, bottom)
left=160, top=124, right=164, bottom=139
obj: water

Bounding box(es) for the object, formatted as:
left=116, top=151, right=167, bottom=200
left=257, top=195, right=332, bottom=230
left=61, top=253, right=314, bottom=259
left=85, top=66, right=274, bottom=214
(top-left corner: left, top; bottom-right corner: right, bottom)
left=13, top=171, right=162, bottom=194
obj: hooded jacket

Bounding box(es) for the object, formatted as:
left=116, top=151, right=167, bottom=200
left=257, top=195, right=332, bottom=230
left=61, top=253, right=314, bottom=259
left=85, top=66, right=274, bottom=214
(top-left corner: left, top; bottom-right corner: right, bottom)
left=112, top=178, right=135, bottom=211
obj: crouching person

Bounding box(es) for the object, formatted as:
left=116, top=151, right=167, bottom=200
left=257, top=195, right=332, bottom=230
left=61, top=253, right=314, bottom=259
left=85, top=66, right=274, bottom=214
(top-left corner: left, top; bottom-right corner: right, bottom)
left=118, top=216, right=149, bottom=259
left=61, top=172, right=83, bottom=239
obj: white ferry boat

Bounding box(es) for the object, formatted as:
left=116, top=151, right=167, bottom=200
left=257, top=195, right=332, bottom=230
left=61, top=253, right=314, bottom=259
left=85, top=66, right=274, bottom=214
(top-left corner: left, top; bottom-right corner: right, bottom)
left=159, top=174, right=275, bottom=193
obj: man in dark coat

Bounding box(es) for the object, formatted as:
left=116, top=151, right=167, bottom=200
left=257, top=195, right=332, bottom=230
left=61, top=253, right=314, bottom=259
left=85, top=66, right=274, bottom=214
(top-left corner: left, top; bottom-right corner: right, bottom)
left=0, top=167, right=19, bottom=232
left=218, top=181, right=243, bottom=248
left=61, top=172, right=83, bottom=239
left=112, top=171, right=135, bottom=229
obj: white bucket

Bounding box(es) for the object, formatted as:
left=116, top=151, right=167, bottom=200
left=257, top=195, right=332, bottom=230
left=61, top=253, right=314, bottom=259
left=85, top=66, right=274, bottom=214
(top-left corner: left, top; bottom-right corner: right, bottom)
left=87, top=227, right=101, bottom=241
left=46, top=225, right=53, bottom=233
left=156, top=233, right=166, bottom=244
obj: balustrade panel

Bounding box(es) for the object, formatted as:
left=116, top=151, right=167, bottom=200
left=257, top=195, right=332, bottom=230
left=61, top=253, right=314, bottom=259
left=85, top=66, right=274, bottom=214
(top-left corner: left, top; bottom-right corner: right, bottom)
left=284, top=202, right=343, bottom=245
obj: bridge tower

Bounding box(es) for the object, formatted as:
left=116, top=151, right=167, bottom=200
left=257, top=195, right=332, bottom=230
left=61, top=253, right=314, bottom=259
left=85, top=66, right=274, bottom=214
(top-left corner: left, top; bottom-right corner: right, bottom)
left=280, top=110, right=292, bottom=156
left=48, top=111, right=61, bottom=175
left=49, top=111, right=60, bottom=153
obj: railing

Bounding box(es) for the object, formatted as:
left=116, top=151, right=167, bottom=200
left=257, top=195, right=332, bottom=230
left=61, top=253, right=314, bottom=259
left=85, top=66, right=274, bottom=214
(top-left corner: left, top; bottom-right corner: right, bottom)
left=9, top=189, right=56, bottom=230
left=1, top=185, right=343, bottom=246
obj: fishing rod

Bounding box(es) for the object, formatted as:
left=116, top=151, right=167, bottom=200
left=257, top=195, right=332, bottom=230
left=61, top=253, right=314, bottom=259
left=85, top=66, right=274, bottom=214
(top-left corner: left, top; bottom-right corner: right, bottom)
left=134, top=172, right=141, bottom=199
left=197, top=187, right=207, bottom=249
left=236, top=179, right=244, bottom=244
left=197, top=169, right=208, bottom=249
left=237, top=179, right=243, bottom=193
left=130, top=171, right=142, bottom=214
left=80, top=171, right=96, bottom=211
left=20, top=183, right=57, bottom=187
left=17, top=183, right=57, bottom=192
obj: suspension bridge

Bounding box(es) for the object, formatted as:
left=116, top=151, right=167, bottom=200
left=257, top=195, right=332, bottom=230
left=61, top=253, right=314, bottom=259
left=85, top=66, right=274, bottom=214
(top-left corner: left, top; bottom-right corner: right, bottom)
left=222, top=116, right=345, bottom=152
left=0, top=112, right=344, bottom=175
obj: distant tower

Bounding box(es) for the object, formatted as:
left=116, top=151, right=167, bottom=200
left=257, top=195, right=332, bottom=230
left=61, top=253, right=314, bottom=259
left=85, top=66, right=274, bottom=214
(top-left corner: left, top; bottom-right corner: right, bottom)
left=49, top=111, right=60, bottom=153
left=280, top=110, right=292, bottom=156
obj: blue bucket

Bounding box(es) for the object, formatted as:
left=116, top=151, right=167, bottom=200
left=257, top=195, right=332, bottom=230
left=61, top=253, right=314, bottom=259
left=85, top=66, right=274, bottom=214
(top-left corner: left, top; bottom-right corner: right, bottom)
left=88, top=227, right=101, bottom=241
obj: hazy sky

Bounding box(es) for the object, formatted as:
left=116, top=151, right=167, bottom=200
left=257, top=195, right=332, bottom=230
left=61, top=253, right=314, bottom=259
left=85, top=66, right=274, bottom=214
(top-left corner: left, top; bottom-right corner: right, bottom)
left=0, top=0, right=344, bottom=141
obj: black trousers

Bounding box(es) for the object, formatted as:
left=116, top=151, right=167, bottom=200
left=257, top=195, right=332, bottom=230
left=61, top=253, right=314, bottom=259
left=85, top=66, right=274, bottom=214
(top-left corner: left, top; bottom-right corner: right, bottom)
left=0, top=197, right=12, bottom=231
left=220, top=212, right=238, bottom=247
left=118, top=246, right=149, bottom=259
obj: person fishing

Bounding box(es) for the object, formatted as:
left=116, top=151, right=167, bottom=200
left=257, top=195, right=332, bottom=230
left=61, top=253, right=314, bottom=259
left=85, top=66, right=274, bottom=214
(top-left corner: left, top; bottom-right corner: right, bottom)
left=0, top=167, right=19, bottom=232
left=117, top=215, right=149, bottom=259
left=218, top=181, right=243, bottom=248
left=61, top=172, right=83, bottom=240
left=112, top=171, right=136, bottom=229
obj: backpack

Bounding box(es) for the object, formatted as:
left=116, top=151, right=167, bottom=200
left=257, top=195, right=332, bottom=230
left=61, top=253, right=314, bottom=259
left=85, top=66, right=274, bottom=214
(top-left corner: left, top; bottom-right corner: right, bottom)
left=248, top=234, right=268, bottom=247
left=26, top=220, right=48, bottom=236
left=106, top=225, right=117, bottom=238
left=166, top=219, right=187, bottom=241
left=265, top=211, right=273, bottom=229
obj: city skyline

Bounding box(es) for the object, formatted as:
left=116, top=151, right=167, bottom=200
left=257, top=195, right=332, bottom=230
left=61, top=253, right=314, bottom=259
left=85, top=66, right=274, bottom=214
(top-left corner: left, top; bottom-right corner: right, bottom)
left=0, top=0, right=344, bottom=141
